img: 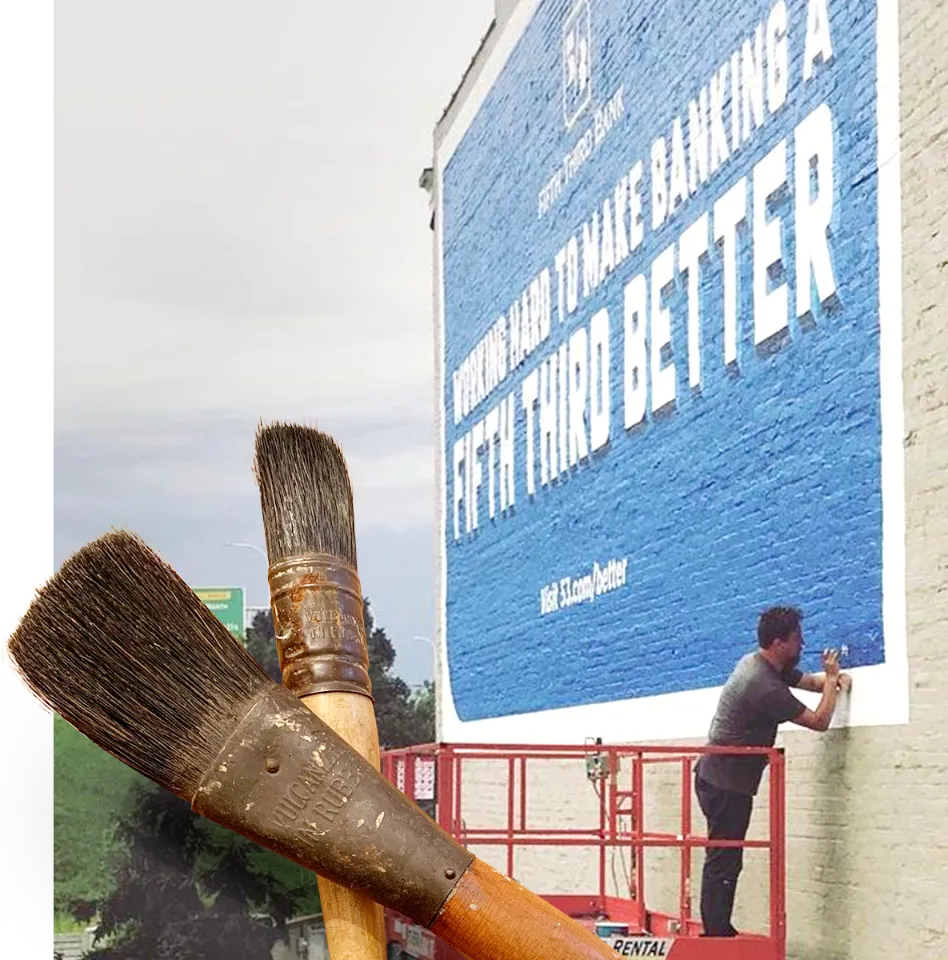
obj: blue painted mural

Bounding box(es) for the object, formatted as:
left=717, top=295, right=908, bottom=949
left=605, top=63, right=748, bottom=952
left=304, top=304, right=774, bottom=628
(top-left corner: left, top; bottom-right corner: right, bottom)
left=439, top=0, right=887, bottom=722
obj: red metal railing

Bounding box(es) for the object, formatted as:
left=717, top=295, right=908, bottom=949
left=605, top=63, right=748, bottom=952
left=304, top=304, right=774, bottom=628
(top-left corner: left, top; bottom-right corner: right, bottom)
left=381, top=742, right=786, bottom=959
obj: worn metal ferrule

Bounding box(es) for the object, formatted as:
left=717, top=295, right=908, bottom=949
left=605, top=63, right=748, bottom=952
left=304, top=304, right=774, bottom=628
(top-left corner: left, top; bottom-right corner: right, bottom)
left=191, top=683, right=473, bottom=926
left=268, top=553, right=372, bottom=700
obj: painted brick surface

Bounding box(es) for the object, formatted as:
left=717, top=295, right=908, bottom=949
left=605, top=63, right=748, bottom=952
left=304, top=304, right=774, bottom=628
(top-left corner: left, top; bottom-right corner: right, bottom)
left=436, top=0, right=899, bottom=737
left=431, top=0, right=948, bottom=956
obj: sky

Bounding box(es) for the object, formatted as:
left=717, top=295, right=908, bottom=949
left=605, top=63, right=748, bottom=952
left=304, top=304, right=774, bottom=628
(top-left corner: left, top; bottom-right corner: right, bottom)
left=55, top=0, right=495, bottom=686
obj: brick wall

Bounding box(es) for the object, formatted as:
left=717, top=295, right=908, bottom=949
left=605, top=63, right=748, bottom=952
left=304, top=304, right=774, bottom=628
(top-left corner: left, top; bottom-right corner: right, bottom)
left=436, top=0, right=897, bottom=729
left=764, top=3, right=948, bottom=955
left=432, top=0, right=948, bottom=956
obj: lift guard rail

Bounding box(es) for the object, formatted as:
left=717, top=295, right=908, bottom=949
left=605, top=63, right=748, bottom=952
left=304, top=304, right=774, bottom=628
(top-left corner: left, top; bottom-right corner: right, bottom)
left=380, top=742, right=786, bottom=960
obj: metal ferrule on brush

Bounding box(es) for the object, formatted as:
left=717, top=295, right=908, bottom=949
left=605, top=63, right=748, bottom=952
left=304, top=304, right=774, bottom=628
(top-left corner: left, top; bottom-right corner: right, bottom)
left=268, top=554, right=372, bottom=700
left=191, top=683, right=472, bottom=925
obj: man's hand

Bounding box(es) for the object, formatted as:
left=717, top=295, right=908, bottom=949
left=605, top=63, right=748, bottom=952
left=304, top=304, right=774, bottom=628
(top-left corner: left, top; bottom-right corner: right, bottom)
left=836, top=672, right=852, bottom=693
left=793, top=651, right=843, bottom=731
left=821, top=648, right=841, bottom=678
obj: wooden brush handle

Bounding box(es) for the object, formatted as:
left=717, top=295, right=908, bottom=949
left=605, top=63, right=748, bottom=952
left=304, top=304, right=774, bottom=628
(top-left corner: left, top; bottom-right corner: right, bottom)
left=300, top=690, right=387, bottom=960
left=431, top=858, right=617, bottom=960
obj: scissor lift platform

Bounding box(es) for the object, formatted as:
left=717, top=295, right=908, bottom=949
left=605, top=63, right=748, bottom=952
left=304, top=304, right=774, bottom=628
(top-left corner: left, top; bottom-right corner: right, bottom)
left=380, top=741, right=786, bottom=960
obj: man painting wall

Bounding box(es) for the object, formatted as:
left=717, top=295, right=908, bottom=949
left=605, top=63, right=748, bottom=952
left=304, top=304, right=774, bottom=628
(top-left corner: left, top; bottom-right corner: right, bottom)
left=695, top=606, right=852, bottom=937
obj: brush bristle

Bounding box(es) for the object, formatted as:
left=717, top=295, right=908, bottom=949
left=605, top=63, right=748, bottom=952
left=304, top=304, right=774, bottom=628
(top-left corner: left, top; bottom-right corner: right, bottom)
left=253, top=421, right=357, bottom=566
left=6, top=531, right=270, bottom=799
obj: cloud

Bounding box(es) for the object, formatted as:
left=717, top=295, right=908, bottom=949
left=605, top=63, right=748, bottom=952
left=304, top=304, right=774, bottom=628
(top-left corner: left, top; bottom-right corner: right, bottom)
left=54, top=417, right=440, bottom=684
left=55, top=412, right=437, bottom=533
left=55, top=291, right=436, bottom=437
left=53, top=0, right=495, bottom=684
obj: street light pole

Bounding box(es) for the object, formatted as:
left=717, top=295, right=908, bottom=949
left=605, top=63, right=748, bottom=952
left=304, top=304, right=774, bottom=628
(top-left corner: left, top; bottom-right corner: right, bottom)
left=224, top=542, right=270, bottom=634
left=224, top=541, right=269, bottom=565
left=410, top=635, right=442, bottom=743
left=412, top=635, right=436, bottom=682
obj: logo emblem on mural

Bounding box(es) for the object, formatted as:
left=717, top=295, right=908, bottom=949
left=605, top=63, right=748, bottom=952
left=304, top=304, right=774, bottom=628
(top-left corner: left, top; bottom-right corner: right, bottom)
left=562, top=0, right=592, bottom=129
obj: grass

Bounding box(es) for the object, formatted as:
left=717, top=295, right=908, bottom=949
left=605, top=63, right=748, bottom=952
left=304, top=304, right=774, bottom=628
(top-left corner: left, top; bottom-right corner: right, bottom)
left=53, top=913, right=91, bottom=934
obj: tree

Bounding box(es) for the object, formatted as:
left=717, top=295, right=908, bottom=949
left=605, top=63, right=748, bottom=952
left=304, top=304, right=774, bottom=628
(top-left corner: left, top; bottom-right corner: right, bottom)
left=83, top=608, right=316, bottom=957
left=364, top=600, right=435, bottom=748
left=87, top=783, right=314, bottom=960
left=243, top=608, right=281, bottom=683
left=66, top=598, right=431, bottom=957
left=412, top=681, right=436, bottom=742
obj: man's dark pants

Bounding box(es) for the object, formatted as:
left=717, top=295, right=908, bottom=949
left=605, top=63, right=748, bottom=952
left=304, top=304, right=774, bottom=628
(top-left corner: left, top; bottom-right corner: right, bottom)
left=695, top=774, right=753, bottom=937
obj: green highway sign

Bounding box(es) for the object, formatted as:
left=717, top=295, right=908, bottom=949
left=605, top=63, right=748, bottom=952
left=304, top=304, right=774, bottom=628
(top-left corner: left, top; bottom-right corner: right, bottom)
left=194, top=586, right=245, bottom=639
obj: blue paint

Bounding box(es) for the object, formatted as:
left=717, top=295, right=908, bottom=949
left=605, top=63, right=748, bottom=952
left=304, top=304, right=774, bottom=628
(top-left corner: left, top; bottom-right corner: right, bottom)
left=440, top=0, right=884, bottom=722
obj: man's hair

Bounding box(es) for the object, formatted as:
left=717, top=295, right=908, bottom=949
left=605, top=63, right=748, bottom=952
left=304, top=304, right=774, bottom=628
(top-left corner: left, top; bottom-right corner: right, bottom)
left=757, top=606, right=803, bottom=649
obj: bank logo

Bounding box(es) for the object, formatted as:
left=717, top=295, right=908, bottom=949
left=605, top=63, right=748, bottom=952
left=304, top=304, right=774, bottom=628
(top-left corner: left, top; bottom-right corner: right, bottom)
left=562, top=0, right=592, bottom=130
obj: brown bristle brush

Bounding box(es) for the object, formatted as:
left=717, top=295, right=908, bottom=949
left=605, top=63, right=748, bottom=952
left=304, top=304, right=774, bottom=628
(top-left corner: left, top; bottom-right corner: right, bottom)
left=7, top=531, right=618, bottom=960
left=254, top=422, right=385, bottom=960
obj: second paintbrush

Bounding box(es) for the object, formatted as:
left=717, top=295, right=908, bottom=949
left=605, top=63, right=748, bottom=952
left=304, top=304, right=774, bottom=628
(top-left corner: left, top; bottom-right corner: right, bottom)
left=254, top=422, right=386, bottom=960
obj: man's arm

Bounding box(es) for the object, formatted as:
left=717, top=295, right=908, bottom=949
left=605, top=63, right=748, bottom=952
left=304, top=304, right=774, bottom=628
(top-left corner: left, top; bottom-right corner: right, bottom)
left=795, top=671, right=852, bottom=694
left=791, top=650, right=843, bottom=731
left=795, top=672, right=825, bottom=693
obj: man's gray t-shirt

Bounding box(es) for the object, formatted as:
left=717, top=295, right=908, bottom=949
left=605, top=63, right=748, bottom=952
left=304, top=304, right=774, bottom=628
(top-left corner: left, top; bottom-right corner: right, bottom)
left=696, top=652, right=806, bottom=796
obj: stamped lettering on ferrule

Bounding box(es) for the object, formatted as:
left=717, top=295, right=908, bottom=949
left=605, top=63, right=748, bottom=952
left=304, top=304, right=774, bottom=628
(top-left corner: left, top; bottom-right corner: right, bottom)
left=301, top=761, right=366, bottom=837
left=270, top=744, right=365, bottom=834
left=271, top=741, right=342, bottom=827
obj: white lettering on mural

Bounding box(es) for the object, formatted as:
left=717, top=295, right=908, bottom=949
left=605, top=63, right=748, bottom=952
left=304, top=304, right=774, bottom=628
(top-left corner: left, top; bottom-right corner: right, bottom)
left=540, top=86, right=627, bottom=217
left=449, top=0, right=840, bottom=543
left=450, top=267, right=552, bottom=426
left=651, top=0, right=790, bottom=232
left=539, top=556, right=630, bottom=616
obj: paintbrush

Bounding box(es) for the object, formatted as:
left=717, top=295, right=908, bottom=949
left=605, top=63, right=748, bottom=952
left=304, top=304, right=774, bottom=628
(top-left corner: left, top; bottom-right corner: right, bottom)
left=254, top=422, right=385, bottom=960
left=7, top=531, right=618, bottom=960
